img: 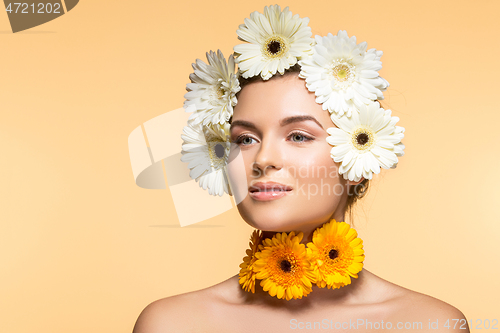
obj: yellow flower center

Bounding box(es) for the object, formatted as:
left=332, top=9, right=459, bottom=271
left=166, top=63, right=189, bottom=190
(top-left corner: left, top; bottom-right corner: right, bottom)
left=216, top=87, right=224, bottom=98
left=268, top=251, right=303, bottom=287
left=334, top=65, right=349, bottom=81
left=351, top=126, right=375, bottom=152
left=263, top=35, right=288, bottom=59
left=208, top=84, right=226, bottom=106
left=329, top=60, right=356, bottom=90
left=206, top=134, right=228, bottom=169
left=319, top=239, right=353, bottom=274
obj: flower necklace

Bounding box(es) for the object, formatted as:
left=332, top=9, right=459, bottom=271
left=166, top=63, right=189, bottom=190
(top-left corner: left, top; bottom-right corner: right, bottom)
left=238, top=219, right=365, bottom=300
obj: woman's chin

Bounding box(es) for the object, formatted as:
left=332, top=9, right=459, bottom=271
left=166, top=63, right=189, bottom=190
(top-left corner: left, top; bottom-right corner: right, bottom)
left=244, top=215, right=305, bottom=233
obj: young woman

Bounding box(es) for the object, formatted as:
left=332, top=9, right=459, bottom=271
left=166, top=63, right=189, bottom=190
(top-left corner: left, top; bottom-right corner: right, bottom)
left=133, top=6, right=469, bottom=333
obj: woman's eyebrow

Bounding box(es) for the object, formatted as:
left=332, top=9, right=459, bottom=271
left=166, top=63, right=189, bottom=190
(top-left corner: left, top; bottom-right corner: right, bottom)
left=230, top=120, right=258, bottom=130
left=280, top=115, right=324, bottom=129
left=230, top=115, right=324, bottom=130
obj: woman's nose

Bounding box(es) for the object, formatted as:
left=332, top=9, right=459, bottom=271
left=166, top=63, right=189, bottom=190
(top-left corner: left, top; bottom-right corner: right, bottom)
left=252, top=138, right=283, bottom=175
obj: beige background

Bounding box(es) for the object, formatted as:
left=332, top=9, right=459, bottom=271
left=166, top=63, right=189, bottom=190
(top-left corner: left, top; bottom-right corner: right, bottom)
left=1, top=0, right=499, bottom=332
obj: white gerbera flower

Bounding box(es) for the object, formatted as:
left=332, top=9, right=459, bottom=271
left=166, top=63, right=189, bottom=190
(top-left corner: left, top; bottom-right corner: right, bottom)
left=233, top=5, right=313, bottom=80
left=180, top=120, right=231, bottom=196
left=326, top=102, right=404, bottom=182
left=299, top=31, right=389, bottom=117
left=183, top=50, right=241, bottom=126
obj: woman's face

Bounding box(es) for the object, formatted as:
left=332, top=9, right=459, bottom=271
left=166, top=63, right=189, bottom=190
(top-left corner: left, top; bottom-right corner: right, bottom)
left=227, top=72, right=352, bottom=234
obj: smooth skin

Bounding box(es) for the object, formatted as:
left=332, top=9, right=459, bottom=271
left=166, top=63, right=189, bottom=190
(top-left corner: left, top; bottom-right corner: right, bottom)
left=133, top=73, right=469, bottom=333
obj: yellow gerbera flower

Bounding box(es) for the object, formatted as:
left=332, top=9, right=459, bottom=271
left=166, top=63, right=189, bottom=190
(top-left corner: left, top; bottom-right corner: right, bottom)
left=238, top=230, right=263, bottom=293
left=253, top=231, right=316, bottom=300
left=307, top=219, right=365, bottom=289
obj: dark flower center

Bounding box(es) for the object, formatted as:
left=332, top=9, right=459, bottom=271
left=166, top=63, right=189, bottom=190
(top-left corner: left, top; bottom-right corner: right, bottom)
left=214, top=143, right=225, bottom=158
left=267, top=41, right=282, bottom=55
left=280, top=259, right=292, bottom=272
left=328, top=249, right=338, bottom=260
left=356, top=133, right=369, bottom=145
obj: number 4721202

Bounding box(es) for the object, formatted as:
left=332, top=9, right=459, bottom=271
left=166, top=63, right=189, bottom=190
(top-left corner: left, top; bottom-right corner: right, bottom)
left=5, top=2, right=62, bottom=14
left=444, top=318, right=498, bottom=330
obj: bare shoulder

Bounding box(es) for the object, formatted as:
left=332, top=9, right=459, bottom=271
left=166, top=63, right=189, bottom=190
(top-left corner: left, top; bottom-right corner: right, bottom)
left=132, top=277, right=236, bottom=333
left=369, top=272, right=470, bottom=332
left=397, top=290, right=469, bottom=332
left=132, top=292, right=204, bottom=333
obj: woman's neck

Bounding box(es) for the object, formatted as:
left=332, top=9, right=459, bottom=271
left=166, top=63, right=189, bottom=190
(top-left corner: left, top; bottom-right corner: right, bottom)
left=261, top=213, right=346, bottom=244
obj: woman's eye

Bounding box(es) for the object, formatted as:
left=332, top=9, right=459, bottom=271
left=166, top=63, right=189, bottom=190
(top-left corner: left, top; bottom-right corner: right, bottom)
left=242, top=137, right=255, bottom=145
left=234, top=132, right=314, bottom=145
left=234, top=135, right=256, bottom=145
left=289, top=132, right=313, bottom=143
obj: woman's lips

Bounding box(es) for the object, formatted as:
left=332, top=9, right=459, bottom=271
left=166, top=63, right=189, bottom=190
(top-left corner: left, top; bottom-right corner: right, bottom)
left=248, top=181, right=293, bottom=201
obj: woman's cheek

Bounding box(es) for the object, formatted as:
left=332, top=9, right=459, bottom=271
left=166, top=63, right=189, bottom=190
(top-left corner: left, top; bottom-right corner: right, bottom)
left=294, top=153, right=325, bottom=182
left=227, top=147, right=252, bottom=205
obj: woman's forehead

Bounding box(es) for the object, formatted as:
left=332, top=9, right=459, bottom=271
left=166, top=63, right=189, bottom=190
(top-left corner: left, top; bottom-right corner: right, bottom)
left=232, top=74, right=335, bottom=128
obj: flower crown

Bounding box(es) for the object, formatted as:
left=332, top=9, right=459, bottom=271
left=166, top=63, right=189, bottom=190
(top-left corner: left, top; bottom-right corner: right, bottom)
left=180, top=5, right=405, bottom=197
